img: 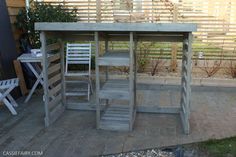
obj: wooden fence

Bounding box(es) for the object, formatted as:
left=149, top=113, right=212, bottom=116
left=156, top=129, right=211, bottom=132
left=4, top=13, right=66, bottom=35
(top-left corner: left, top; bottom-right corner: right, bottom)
left=39, top=0, right=236, bottom=60
left=6, top=0, right=25, bottom=52
left=36, top=0, right=236, bottom=73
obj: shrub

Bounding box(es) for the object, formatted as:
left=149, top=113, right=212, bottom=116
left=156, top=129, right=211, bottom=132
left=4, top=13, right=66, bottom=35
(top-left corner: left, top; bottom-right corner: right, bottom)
left=137, top=42, right=154, bottom=73
left=15, top=2, right=78, bottom=48
left=150, top=49, right=167, bottom=76
left=200, top=59, right=221, bottom=77
left=225, top=60, right=236, bottom=78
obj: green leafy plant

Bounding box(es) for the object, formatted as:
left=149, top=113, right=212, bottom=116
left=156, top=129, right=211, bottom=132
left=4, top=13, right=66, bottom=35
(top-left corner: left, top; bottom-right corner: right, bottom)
left=137, top=42, right=154, bottom=73
left=15, top=2, right=78, bottom=48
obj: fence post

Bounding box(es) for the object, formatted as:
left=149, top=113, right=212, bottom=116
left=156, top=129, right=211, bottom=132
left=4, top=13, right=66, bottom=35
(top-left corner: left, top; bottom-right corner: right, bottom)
left=170, top=3, right=178, bottom=72
left=96, top=0, right=101, bottom=22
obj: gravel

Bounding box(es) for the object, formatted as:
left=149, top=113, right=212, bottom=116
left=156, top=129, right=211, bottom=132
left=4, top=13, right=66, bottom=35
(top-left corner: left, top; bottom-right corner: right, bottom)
left=102, top=147, right=181, bottom=157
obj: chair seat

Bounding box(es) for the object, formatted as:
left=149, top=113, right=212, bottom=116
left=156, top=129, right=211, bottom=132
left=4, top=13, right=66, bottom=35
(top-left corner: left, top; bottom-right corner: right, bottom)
left=0, top=78, right=19, bottom=89
left=65, top=71, right=89, bottom=77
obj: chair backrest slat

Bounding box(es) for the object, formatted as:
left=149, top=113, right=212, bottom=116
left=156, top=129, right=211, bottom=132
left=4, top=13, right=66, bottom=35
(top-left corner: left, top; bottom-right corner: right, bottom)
left=65, top=43, right=92, bottom=75
left=0, top=78, right=19, bottom=89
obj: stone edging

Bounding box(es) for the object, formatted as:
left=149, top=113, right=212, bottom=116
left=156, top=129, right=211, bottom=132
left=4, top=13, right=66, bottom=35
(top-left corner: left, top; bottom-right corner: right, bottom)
left=106, top=74, right=236, bottom=87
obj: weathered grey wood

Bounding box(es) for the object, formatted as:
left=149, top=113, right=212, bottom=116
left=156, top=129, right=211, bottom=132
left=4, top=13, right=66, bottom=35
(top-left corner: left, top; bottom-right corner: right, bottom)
left=48, top=73, right=61, bottom=86
left=48, top=53, right=60, bottom=62
left=49, top=94, right=62, bottom=110
left=186, top=33, right=192, bottom=119
left=48, top=63, right=60, bottom=75
left=129, top=32, right=135, bottom=131
left=104, top=37, right=109, bottom=107
left=40, top=32, right=50, bottom=127
left=48, top=102, right=65, bottom=126
left=37, top=22, right=195, bottom=133
left=60, top=33, right=183, bottom=42
left=46, top=42, right=61, bottom=52
left=132, top=38, right=137, bottom=128
left=65, top=82, right=89, bottom=96
left=0, top=79, right=19, bottom=115
left=48, top=83, right=62, bottom=98
left=180, top=110, right=189, bottom=134
left=35, top=23, right=197, bottom=32
left=65, top=92, right=87, bottom=96
left=95, top=31, right=100, bottom=128
left=60, top=40, right=66, bottom=106
left=179, top=32, right=193, bottom=134
left=99, top=105, right=130, bottom=131
left=109, top=35, right=184, bottom=42
left=105, top=38, right=109, bottom=81
left=17, top=54, right=42, bottom=63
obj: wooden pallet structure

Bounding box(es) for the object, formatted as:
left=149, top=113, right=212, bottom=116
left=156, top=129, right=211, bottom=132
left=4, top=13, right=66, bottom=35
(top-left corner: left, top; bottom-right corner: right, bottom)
left=95, top=32, right=136, bottom=131
left=36, top=23, right=196, bottom=134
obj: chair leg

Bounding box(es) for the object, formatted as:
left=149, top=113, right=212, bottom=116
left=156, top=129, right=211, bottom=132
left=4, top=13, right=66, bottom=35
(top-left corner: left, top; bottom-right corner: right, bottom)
left=2, top=98, right=17, bottom=115
left=0, top=89, right=17, bottom=115
left=89, top=78, right=94, bottom=94
left=6, top=94, right=18, bottom=107
left=87, top=83, right=90, bottom=101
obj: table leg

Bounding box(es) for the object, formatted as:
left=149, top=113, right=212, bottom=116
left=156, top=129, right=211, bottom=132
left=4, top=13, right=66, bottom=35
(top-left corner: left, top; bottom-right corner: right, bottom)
left=26, top=63, right=44, bottom=84
left=24, top=73, right=42, bottom=103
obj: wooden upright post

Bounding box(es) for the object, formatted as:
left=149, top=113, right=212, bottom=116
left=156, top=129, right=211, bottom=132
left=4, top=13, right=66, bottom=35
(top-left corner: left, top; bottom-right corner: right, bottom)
left=59, top=40, right=66, bottom=106
left=105, top=38, right=109, bottom=81
left=95, top=32, right=100, bottom=128
left=129, top=32, right=134, bottom=131
left=171, top=3, right=178, bottom=72
left=180, top=33, right=193, bottom=134
left=40, top=32, right=49, bottom=127
left=96, top=0, right=101, bottom=22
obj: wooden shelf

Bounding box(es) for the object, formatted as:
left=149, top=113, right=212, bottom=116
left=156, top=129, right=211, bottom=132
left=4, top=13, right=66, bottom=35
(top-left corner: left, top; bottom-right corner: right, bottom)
left=100, top=105, right=130, bottom=131
left=95, top=32, right=136, bottom=131
left=99, top=79, right=129, bottom=100
left=98, top=51, right=129, bottom=66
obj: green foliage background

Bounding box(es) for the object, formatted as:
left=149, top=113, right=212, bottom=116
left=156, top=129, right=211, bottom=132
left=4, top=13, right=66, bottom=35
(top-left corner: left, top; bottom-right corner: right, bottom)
left=15, top=2, right=78, bottom=48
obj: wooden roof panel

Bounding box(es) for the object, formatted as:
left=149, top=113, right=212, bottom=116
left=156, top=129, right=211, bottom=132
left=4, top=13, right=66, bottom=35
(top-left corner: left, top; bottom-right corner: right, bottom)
left=35, top=22, right=197, bottom=32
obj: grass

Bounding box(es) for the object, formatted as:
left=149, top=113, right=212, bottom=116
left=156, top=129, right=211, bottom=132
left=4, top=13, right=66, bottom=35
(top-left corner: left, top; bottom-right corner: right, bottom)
left=198, top=136, right=236, bottom=157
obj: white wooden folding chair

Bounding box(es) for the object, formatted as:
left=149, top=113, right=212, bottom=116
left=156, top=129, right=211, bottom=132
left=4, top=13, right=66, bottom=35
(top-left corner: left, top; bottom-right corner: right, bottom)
left=65, top=43, right=93, bottom=100
left=0, top=78, right=19, bottom=115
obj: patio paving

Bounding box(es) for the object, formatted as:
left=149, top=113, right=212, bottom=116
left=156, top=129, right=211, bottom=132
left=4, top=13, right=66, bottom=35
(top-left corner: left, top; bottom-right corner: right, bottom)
left=0, top=84, right=236, bottom=156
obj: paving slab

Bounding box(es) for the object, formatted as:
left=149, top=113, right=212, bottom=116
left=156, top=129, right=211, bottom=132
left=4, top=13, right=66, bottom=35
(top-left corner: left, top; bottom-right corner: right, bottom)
left=0, top=85, right=235, bottom=156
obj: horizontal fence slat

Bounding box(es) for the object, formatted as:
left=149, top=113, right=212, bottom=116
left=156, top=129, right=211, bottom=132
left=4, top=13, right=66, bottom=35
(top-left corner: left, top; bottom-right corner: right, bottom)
left=48, top=63, right=61, bottom=75
left=48, top=53, right=60, bottom=62
left=48, top=83, right=62, bottom=98
left=48, top=73, right=61, bottom=86
left=38, top=0, right=236, bottom=60
left=46, top=42, right=61, bottom=52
